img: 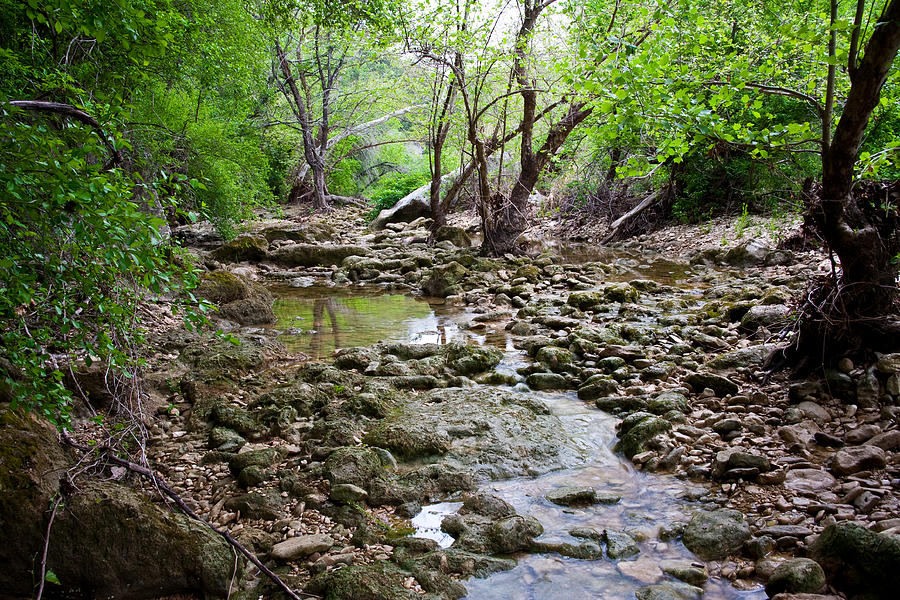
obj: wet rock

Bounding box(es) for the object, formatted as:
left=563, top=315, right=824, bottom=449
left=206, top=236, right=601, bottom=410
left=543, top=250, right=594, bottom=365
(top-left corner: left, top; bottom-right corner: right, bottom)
left=831, top=445, right=887, bottom=475
left=324, top=446, right=386, bottom=492
left=741, top=305, right=791, bottom=331
left=460, top=493, right=515, bottom=518
left=618, top=557, right=664, bottom=584
left=811, top=522, right=900, bottom=599
left=545, top=486, right=597, bottom=507
left=271, top=534, right=334, bottom=562
left=532, top=540, right=603, bottom=560
left=365, top=387, right=569, bottom=480
left=434, top=226, right=472, bottom=248
left=443, top=512, right=543, bottom=555
left=421, top=261, right=468, bottom=297
left=270, top=243, right=370, bottom=267
left=765, top=558, right=826, bottom=597
left=526, top=372, right=569, bottom=390
left=331, top=483, right=369, bottom=504
left=618, top=413, right=672, bottom=459
left=535, top=346, right=574, bottom=371
left=306, top=561, right=424, bottom=600
left=684, top=372, right=739, bottom=397
left=211, top=234, right=268, bottom=263
left=683, top=509, right=751, bottom=560
left=659, top=559, right=709, bottom=586
left=577, top=375, right=620, bottom=400
left=745, top=536, right=776, bottom=559
left=605, top=529, right=640, bottom=559
left=707, top=345, right=778, bottom=370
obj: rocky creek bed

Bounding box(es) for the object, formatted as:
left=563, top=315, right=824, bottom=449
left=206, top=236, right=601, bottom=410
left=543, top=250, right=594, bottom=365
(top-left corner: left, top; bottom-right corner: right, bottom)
left=3, top=207, right=900, bottom=600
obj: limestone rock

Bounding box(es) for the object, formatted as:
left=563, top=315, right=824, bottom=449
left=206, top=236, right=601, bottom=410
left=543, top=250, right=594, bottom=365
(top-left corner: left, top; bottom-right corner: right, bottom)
left=685, top=372, right=739, bottom=397
left=545, top=486, right=597, bottom=507
left=810, top=522, right=900, bottom=599
left=831, top=445, right=887, bottom=475
left=765, top=558, right=826, bottom=597
left=270, top=243, right=370, bottom=267
left=271, top=534, right=334, bottom=561
left=683, top=509, right=750, bottom=560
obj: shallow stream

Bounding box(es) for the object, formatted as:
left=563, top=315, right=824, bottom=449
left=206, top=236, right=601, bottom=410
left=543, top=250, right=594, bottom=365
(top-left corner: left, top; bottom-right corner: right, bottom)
left=263, top=248, right=766, bottom=600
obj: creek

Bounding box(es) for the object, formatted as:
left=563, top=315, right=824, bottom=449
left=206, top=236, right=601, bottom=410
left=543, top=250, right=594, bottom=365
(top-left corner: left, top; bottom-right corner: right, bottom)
left=263, top=247, right=767, bottom=600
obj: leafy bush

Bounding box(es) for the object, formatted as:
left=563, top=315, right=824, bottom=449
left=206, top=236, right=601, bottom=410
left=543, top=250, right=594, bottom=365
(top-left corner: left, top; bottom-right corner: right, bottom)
left=0, top=107, right=206, bottom=425
left=367, top=171, right=429, bottom=219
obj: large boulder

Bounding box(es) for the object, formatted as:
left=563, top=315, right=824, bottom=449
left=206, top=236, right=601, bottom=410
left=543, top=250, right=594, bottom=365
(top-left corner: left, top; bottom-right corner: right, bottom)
left=369, top=187, right=431, bottom=231
left=0, top=411, right=234, bottom=598
left=211, top=233, right=268, bottom=263
left=683, top=509, right=751, bottom=560
left=810, top=521, right=900, bottom=598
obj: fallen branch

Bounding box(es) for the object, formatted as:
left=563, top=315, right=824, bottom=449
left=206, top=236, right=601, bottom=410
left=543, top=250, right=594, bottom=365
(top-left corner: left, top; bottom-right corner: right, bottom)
left=5, top=100, right=123, bottom=169
left=60, top=432, right=316, bottom=600
left=603, top=189, right=660, bottom=242
left=35, top=495, right=62, bottom=600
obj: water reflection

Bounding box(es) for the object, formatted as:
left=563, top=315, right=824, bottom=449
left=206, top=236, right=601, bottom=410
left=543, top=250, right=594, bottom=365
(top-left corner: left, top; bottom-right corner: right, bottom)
left=270, top=289, right=477, bottom=358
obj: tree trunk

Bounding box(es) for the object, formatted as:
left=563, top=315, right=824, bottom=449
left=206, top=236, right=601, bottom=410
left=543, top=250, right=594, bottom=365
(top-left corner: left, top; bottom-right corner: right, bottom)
left=809, top=0, right=900, bottom=351
left=276, top=40, right=329, bottom=211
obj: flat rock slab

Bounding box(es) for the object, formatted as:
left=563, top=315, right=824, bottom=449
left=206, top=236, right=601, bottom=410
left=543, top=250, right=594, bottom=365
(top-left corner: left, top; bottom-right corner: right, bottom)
left=546, top=486, right=597, bottom=507
left=784, top=469, right=835, bottom=493
left=271, top=534, right=334, bottom=561
left=618, top=556, right=664, bottom=584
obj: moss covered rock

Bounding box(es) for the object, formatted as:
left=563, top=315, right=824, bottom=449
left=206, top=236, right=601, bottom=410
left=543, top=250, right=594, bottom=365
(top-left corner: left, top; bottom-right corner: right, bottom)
left=211, top=234, right=268, bottom=263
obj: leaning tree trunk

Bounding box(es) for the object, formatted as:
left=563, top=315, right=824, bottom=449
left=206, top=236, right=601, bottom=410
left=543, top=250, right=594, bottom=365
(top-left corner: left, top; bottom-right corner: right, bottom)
left=808, top=0, right=900, bottom=351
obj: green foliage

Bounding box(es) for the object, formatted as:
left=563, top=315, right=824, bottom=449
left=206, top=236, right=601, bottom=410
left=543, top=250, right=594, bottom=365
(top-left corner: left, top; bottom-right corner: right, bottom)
left=0, top=107, right=208, bottom=425
left=367, top=171, right=429, bottom=219
left=131, top=86, right=274, bottom=238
